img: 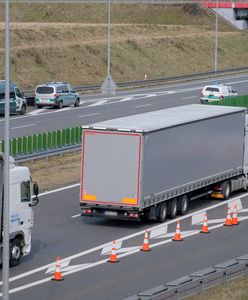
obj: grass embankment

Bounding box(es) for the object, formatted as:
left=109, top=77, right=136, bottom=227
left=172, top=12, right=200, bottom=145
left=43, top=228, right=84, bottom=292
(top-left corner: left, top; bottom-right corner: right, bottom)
left=20, top=151, right=81, bottom=192
left=188, top=277, right=248, bottom=299
left=0, top=3, right=247, bottom=89
left=12, top=3, right=248, bottom=298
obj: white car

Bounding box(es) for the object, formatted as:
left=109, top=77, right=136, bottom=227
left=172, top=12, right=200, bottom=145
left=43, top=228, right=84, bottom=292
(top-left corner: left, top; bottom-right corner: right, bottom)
left=200, top=84, right=238, bottom=103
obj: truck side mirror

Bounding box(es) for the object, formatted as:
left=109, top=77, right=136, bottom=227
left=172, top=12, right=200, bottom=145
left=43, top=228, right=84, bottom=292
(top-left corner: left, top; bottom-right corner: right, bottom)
left=29, top=182, right=39, bottom=207
left=33, top=182, right=39, bottom=196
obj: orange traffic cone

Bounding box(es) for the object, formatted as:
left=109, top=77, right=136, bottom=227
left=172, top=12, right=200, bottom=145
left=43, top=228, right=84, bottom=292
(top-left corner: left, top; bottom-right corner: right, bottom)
left=141, top=230, right=151, bottom=252
left=200, top=213, right=210, bottom=234
left=232, top=205, right=239, bottom=225
left=224, top=206, right=232, bottom=226
left=51, top=257, right=64, bottom=281
left=108, top=240, right=119, bottom=263
left=172, top=221, right=183, bottom=241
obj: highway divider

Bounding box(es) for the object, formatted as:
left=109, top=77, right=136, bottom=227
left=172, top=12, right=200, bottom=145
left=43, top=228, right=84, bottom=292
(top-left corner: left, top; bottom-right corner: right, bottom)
left=0, top=126, right=83, bottom=159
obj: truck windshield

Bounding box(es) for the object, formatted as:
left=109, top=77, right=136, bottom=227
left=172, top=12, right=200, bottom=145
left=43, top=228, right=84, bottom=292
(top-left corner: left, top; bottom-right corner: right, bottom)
left=36, top=87, right=54, bottom=94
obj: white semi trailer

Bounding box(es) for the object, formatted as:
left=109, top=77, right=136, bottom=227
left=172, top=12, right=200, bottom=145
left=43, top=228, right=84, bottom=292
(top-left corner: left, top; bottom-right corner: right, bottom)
left=80, top=104, right=248, bottom=222
left=0, top=153, right=39, bottom=266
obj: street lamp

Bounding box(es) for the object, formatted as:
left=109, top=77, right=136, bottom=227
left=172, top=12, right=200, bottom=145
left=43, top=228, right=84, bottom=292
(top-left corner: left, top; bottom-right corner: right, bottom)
left=214, top=0, right=219, bottom=72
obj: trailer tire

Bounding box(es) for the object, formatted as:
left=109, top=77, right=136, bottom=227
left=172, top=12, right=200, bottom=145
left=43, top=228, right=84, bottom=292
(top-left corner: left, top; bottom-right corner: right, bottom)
left=223, top=181, right=231, bottom=200
left=9, top=238, right=22, bottom=267
left=169, top=198, right=178, bottom=219
left=156, top=202, right=167, bottom=223
left=178, top=194, right=189, bottom=215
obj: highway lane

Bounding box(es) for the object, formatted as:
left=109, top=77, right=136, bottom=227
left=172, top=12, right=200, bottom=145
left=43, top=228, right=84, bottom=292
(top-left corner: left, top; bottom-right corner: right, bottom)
left=0, top=73, right=248, bottom=139
left=0, top=184, right=247, bottom=299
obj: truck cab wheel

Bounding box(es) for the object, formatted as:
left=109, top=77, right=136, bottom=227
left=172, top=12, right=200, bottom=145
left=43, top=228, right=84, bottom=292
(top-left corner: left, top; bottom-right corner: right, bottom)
left=178, top=194, right=189, bottom=215
left=9, top=239, right=22, bottom=267
left=156, top=202, right=167, bottom=223
left=168, top=198, right=178, bottom=219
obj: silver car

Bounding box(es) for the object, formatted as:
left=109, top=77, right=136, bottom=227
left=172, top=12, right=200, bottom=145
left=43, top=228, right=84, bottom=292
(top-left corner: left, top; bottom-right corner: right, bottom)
left=35, top=82, right=80, bottom=109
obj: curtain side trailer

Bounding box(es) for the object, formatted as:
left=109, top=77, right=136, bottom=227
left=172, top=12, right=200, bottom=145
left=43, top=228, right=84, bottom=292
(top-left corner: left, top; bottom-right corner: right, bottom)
left=80, top=104, right=248, bottom=222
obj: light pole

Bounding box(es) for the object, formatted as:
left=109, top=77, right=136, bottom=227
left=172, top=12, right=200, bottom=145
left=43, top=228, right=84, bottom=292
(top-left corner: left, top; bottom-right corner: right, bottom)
left=107, top=0, right=111, bottom=77
left=3, top=0, right=10, bottom=299
left=214, top=0, right=219, bottom=72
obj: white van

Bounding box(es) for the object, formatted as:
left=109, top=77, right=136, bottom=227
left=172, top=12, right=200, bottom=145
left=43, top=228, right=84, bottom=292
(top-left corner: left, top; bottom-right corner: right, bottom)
left=35, top=82, right=80, bottom=109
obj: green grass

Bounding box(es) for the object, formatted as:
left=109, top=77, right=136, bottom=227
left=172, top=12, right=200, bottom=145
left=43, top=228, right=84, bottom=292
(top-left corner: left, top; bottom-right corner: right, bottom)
left=188, top=277, right=248, bottom=300
left=1, top=3, right=247, bottom=89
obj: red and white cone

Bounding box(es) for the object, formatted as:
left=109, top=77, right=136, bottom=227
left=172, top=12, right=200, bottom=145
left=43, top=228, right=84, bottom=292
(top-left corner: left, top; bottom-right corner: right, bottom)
left=108, top=240, right=119, bottom=263
left=224, top=206, right=232, bottom=226
left=141, top=230, right=151, bottom=252
left=232, top=205, right=239, bottom=225
left=172, top=221, right=183, bottom=241
left=200, top=213, right=210, bottom=234
left=51, top=257, right=64, bottom=281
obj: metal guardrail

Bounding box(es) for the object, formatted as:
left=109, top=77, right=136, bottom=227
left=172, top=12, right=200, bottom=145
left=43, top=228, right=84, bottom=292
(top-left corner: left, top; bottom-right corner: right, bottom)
left=24, top=66, right=248, bottom=98
left=124, top=255, right=248, bottom=300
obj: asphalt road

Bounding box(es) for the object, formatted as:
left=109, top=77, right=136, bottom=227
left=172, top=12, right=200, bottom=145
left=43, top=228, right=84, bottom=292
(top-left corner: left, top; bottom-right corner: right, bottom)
left=1, top=185, right=247, bottom=300
left=0, top=73, right=248, bottom=139
left=1, top=74, right=248, bottom=299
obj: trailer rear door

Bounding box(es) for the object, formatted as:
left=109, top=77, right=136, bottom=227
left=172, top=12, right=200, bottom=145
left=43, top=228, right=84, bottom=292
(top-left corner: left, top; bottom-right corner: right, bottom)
left=81, top=130, right=142, bottom=207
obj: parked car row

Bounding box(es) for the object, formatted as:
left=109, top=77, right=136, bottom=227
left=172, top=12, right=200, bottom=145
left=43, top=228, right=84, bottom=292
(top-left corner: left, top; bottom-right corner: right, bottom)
left=0, top=81, right=80, bottom=115
left=0, top=80, right=238, bottom=116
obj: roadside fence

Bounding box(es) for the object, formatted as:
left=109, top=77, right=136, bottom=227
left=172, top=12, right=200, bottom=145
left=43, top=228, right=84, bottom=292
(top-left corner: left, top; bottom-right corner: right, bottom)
left=0, top=126, right=82, bottom=160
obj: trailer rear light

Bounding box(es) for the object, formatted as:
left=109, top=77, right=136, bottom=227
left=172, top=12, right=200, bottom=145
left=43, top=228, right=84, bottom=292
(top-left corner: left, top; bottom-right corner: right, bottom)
left=129, top=212, right=138, bottom=218
left=213, top=186, right=223, bottom=191
left=82, top=209, right=92, bottom=214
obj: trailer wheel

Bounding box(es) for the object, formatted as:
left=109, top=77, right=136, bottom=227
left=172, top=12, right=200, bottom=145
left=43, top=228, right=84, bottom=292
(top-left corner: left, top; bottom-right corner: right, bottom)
left=9, top=238, right=22, bottom=267
left=223, top=181, right=231, bottom=200
left=156, top=202, right=167, bottom=223
left=178, top=195, right=189, bottom=215
left=169, top=198, right=178, bottom=219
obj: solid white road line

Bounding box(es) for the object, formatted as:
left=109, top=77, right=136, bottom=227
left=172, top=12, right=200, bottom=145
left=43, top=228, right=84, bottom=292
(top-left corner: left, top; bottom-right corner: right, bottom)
left=71, top=214, right=81, bottom=218
left=78, top=113, right=100, bottom=118
left=134, top=104, right=152, bottom=108
left=182, top=96, right=197, bottom=100
left=11, top=124, right=36, bottom=130
left=88, top=100, right=108, bottom=107
left=119, top=96, right=134, bottom=102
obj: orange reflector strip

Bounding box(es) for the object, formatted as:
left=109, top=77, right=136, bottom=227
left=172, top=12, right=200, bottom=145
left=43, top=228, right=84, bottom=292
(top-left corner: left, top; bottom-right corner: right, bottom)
left=82, top=194, right=97, bottom=201
left=210, top=193, right=224, bottom=199
left=122, top=198, right=137, bottom=204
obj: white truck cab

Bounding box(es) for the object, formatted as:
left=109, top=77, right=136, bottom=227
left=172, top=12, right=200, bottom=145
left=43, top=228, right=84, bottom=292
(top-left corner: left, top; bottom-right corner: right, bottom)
left=0, top=154, right=39, bottom=266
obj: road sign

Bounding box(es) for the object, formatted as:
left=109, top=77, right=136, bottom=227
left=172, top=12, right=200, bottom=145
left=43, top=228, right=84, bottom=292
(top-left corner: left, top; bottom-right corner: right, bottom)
left=101, top=74, right=117, bottom=96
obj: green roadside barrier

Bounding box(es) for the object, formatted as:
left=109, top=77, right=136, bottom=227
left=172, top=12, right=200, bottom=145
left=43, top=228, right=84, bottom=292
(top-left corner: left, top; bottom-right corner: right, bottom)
left=0, top=126, right=83, bottom=157
left=205, top=95, right=248, bottom=107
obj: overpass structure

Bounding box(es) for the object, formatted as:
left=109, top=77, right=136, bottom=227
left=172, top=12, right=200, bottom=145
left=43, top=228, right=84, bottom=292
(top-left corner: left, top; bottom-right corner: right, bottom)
left=203, top=1, right=248, bottom=29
